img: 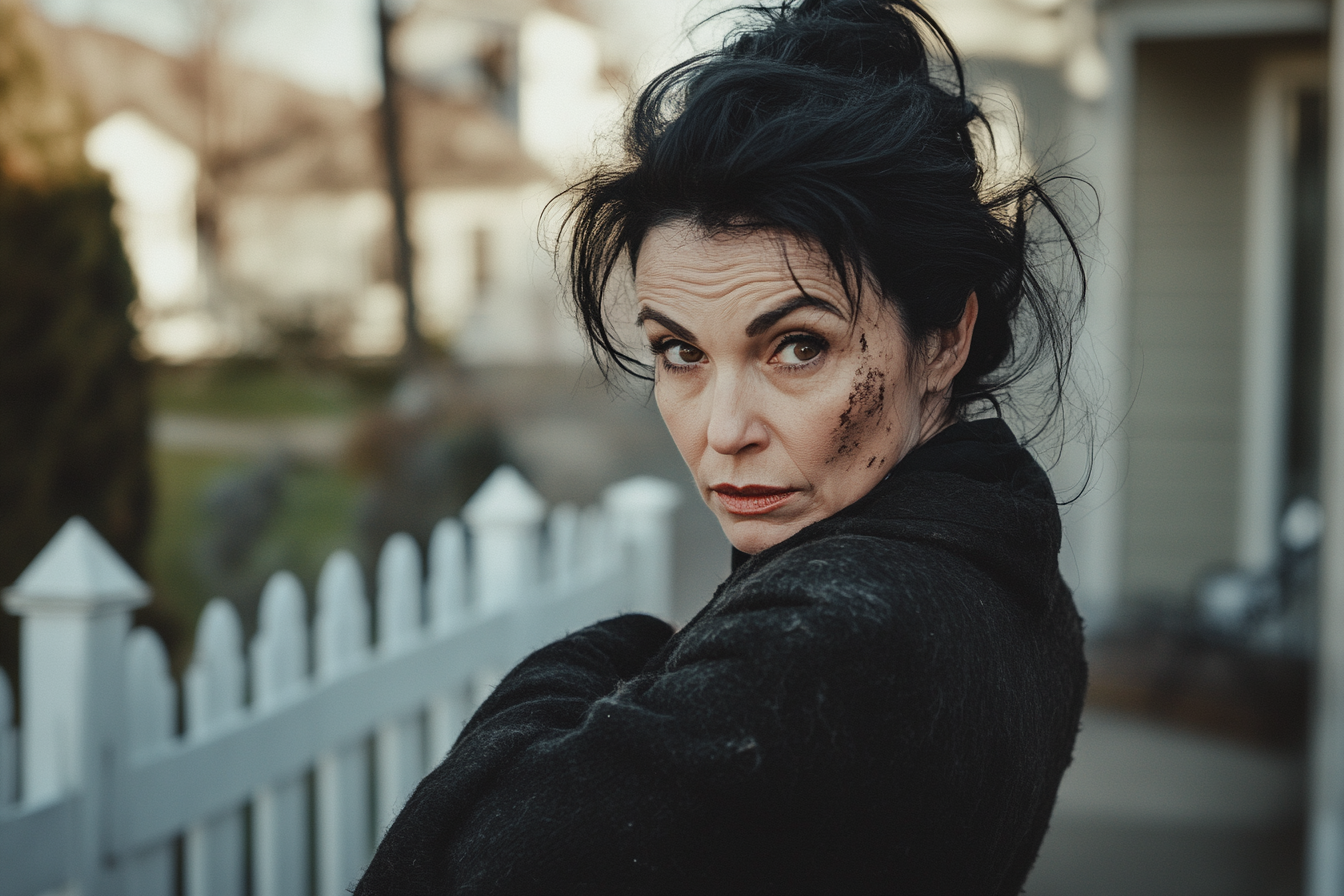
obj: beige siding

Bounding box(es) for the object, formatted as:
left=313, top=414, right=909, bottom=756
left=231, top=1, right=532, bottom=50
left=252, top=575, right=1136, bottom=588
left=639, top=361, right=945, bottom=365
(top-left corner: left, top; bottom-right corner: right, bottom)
left=1123, top=40, right=1253, bottom=598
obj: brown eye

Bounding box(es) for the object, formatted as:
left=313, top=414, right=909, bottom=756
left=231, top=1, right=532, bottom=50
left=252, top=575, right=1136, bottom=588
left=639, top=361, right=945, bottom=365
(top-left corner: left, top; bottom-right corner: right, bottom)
left=776, top=337, right=825, bottom=365
left=660, top=342, right=704, bottom=367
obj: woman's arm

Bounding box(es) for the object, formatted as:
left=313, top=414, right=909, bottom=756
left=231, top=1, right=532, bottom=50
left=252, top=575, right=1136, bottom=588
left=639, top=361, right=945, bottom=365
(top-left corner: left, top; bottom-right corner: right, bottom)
left=453, top=612, right=675, bottom=748
left=354, top=550, right=901, bottom=896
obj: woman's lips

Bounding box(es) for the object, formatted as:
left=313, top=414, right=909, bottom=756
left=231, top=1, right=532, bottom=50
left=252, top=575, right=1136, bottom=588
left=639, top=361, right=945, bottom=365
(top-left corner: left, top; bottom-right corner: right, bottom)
left=710, top=484, right=798, bottom=516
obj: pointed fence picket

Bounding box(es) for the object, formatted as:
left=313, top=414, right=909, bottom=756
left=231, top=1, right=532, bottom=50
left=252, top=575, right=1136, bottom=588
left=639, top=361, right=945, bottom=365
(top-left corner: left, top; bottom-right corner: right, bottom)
left=185, top=600, right=247, bottom=896
left=0, top=466, right=679, bottom=896
left=374, top=534, right=426, bottom=833
left=250, top=572, right=310, bottom=896
left=314, top=550, right=373, bottom=896
left=548, top=502, right=581, bottom=592
left=427, top=518, right=468, bottom=636
left=579, top=504, right=612, bottom=581
left=0, top=669, right=14, bottom=808
left=425, top=518, right=471, bottom=767
left=123, top=629, right=178, bottom=896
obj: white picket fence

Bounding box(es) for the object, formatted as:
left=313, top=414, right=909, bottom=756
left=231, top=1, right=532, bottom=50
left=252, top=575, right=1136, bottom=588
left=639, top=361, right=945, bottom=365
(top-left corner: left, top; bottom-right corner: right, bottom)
left=0, top=466, right=679, bottom=896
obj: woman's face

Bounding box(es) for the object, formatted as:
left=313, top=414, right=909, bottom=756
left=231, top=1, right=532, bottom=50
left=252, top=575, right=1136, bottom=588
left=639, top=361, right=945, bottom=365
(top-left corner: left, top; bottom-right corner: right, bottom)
left=635, top=223, right=975, bottom=554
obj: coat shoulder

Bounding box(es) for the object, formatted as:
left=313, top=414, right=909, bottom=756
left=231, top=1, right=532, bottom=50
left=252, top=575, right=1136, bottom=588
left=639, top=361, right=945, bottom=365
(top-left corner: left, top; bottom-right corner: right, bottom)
left=732, top=531, right=988, bottom=617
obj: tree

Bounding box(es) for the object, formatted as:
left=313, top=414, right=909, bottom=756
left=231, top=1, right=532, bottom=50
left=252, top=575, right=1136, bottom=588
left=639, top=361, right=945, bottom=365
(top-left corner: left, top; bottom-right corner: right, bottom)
left=0, top=0, right=152, bottom=696
left=377, top=0, right=424, bottom=365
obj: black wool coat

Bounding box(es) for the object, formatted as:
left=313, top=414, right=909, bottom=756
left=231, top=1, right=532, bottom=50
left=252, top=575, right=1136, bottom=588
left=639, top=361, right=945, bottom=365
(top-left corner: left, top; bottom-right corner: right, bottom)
left=355, top=418, right=1088, bottom=895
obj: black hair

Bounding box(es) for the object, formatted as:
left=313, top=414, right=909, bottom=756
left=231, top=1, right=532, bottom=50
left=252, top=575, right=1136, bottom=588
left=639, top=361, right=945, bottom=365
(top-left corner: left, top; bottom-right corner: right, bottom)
left=558, top=0, right=1086, bottom=438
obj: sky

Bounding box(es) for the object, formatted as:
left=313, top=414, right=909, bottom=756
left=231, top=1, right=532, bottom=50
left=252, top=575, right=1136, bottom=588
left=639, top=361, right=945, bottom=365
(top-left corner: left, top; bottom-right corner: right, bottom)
left=28, top=0, right=723, bottom=103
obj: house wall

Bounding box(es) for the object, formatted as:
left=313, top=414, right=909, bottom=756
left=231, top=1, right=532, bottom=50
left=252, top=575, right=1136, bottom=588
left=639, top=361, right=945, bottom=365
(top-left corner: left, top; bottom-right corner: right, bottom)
left=220, top=190, right=393, bottom=353
left=223, top=191, right=389, bottom=304
left=414, top=183, right=585, bottom=365
left=85, top=110, right=216, bottom=359
left=216, top=182, right=585, bottom=362
left=1123, top=39, right=1254, bottom=598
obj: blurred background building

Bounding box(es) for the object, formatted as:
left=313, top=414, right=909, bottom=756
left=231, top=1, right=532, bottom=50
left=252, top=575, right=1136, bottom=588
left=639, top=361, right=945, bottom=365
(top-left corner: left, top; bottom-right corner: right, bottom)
left=3, top=0, right=1343, bottom=892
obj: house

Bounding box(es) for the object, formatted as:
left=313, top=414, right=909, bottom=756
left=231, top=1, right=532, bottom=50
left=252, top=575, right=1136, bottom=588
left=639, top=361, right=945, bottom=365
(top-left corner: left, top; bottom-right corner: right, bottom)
left=906, top=0, right=1330, bottom=633
left=928, top=0, right=1344, bottom=889
left=30, top=0, right=617, bottom=364
left=1065, top=6, right=1344, bottom=894
left=1056, top=0, right=1331, bottom=634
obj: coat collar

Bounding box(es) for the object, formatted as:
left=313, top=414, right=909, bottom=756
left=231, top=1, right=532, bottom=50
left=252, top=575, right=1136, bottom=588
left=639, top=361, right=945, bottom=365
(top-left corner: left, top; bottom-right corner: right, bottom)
left=721, top=417, right=1063, bottom=620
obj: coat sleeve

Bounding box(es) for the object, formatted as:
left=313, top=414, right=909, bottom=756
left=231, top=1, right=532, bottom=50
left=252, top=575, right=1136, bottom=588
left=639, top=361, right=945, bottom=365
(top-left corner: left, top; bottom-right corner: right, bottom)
left=354, top=568, right=901, bottom=896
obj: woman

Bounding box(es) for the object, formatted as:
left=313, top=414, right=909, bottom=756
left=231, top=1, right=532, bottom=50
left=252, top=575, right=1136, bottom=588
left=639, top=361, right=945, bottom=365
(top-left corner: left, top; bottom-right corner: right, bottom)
left=356, top=1, right=1087, bottom=893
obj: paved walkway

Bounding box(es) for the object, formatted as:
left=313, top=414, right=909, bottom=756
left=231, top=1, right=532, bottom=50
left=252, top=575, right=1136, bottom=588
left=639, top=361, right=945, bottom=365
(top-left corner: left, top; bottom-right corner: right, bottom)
left=1027, top=709, right=1304, bottom=895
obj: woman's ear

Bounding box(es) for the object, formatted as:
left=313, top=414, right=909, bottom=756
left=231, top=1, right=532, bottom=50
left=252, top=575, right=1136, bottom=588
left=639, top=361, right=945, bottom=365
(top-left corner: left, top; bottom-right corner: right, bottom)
left=925, top=292, right=978, bottom=394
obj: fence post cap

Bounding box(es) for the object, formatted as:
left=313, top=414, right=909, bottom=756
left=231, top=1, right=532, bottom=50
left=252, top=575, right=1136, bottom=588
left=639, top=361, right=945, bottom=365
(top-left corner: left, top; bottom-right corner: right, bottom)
left=4, top=516, right=150, bottom=614
left=463, top=465, right=547, bottom=526
left=603, top=477, right=681, bottom=514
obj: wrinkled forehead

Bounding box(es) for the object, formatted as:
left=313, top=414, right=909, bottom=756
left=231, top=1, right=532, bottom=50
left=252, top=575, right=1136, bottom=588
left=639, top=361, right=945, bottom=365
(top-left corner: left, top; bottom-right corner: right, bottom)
left=633, top=221, right=865, bottom=318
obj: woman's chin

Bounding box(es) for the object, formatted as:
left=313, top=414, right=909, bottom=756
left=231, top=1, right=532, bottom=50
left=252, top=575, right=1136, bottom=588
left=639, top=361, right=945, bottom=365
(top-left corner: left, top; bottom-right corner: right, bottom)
left=721, top=515, right=809, bottom=556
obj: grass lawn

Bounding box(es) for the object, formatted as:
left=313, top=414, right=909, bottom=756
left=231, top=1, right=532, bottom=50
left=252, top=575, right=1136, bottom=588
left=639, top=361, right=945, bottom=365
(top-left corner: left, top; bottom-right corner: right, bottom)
left=146, top=358, right=391, bottom=661
left=145, top=447, right=367, bottom=673
left=142, top=359, right=504, bottom=674
left=153, top=358, right=395, bottom=418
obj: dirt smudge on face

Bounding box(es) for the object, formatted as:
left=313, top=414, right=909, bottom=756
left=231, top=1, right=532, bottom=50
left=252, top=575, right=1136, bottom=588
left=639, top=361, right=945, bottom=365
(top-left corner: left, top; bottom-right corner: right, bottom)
left=827, top=364, right=887, bottom=464
left=859, top=332, right=868, bottom=353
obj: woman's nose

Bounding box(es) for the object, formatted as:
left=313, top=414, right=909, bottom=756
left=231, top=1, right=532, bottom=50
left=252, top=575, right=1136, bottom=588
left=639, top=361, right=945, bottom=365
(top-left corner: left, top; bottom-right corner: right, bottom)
left=705, top=372, right=770, bottom=456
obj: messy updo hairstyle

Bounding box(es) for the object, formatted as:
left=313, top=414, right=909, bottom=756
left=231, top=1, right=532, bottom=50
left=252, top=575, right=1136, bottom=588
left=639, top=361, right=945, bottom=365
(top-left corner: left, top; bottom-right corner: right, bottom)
left=560, top=0, right=1085, bottom=432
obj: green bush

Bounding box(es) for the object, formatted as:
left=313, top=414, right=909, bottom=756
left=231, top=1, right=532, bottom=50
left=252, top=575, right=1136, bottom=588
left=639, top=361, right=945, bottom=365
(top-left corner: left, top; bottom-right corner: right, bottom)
left=0, top=175, right=151, bottom=689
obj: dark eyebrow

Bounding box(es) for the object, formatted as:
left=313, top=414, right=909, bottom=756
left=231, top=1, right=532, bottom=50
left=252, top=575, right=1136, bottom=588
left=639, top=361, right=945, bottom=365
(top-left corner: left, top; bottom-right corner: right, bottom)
left=634, top=308, right=696, bottom=342
left=745, top=294, right=844, bottom=337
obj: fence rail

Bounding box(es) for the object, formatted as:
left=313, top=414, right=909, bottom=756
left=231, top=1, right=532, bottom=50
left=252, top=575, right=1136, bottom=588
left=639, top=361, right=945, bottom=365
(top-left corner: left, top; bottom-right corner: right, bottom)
left=0, top=466, right=678, bottom=896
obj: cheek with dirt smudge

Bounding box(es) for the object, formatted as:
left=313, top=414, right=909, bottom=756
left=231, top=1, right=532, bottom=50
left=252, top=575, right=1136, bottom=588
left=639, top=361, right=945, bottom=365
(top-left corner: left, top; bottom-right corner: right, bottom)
left=826, top=363, right=887, bottom=465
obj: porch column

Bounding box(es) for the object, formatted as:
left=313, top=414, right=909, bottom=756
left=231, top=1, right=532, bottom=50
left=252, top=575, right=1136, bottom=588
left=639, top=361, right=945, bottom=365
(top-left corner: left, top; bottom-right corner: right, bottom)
left=1059, top=8, right=1135, bottom=631
left=1307, top=2, right=1344, bottom=894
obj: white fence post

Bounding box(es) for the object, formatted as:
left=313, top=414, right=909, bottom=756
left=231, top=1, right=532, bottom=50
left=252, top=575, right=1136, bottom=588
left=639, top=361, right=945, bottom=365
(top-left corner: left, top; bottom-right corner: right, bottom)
left=3, top=517, right=149, bottom=895
left=374, top=534, right=424, bottom=834
left=463, top=467, right=546, bottom=706
left=603, top=478, right=682, bottom=618
left=249, top=572, right=310, bottom=896
left=184, top=599, right=247, bottom=896
left=463, top=466, right=546, bottom=614
left=425, top=519, right=469, bottom=767
left=314, top=550, right=372, bottom=896
left=122, top=628, right=179, bottom=896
